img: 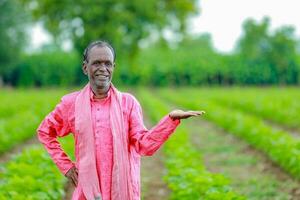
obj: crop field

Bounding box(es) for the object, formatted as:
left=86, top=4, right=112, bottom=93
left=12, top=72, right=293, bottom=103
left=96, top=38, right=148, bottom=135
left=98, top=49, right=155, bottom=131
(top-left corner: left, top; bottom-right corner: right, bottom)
left=0, top=87, right=300, bottom=200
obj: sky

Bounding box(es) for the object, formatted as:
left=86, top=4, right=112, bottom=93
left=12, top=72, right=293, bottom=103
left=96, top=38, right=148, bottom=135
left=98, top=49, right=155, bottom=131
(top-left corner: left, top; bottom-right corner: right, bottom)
left=189, top=0, right=300, bottom=52
left=31, top=0, right=300, bottom=53
left=31, top=22, right=52, bottom=49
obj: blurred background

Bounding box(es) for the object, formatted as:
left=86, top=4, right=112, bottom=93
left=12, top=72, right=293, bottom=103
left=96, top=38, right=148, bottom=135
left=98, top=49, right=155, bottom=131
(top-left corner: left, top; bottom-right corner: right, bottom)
left=1, top=0, right=300, bottom=88
left=1, top=0, right=300, bottom=199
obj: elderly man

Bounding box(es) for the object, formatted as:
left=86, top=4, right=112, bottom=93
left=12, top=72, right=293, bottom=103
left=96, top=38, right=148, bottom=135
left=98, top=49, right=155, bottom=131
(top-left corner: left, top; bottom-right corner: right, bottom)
left=37, top=40, right=204, bottom=200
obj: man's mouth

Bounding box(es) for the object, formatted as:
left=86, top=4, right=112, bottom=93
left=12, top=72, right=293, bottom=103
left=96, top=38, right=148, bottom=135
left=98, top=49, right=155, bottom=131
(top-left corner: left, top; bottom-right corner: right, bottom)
left=95, top=74, right=109, bottom=79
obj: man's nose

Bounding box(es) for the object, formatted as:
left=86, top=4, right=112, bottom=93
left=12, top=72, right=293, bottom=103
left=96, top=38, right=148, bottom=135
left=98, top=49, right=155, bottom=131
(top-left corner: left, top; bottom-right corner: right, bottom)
left=97, top=63, right=107, bottom=70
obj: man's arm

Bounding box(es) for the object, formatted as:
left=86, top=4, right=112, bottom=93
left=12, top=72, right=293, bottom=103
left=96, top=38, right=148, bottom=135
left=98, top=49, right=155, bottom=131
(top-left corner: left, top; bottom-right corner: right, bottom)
left=37, top=98, right=75, bottom=175
left=128, top=96, right=205, bottom=156
left=128, top=97, right=181, bottom=156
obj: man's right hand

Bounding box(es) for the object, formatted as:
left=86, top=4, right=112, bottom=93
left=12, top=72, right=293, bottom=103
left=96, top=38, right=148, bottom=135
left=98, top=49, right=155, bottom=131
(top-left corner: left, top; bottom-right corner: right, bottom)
left=65, top=166, right=78, bottom=187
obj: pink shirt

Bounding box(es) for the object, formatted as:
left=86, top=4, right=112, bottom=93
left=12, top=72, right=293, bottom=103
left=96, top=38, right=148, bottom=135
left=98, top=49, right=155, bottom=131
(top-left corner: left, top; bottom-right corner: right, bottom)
left=91, top=90, right=113, bottom=200
left=37, top=87, right=180, bottom=200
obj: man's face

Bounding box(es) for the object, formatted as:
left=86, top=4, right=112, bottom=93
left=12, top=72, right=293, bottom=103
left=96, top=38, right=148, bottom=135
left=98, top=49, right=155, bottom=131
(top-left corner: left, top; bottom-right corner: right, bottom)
left=83, top=46, right=115, bottom=90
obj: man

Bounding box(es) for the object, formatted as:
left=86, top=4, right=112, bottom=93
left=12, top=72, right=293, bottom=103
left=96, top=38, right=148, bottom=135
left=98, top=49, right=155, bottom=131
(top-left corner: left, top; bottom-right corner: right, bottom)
left=37, top=40, right=204, bottom=200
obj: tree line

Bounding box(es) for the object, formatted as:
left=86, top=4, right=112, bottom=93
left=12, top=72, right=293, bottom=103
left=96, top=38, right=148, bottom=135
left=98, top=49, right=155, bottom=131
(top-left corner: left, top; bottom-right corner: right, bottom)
left=1, top=1, right=299, bottom=87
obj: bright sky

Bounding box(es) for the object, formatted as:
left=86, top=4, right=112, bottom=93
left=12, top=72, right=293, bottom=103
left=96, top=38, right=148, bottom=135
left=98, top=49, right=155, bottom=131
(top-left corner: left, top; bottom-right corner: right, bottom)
left=30, top=22, right=52, bottom=50
left=31, top=0, right=300, bottom=53
left=189, top=0, right=300, bottom=52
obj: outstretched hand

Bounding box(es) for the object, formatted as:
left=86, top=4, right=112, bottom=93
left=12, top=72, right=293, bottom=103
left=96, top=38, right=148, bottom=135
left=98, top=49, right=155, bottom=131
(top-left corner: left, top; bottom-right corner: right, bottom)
left=169, top=109, right=205, bottom=120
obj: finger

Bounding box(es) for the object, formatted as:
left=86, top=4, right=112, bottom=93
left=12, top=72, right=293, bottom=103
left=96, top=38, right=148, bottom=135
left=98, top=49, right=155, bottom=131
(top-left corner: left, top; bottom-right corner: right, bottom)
left=74, top=172, right=78, bottom=186
left=73, top=178, right=78, bottom=187
left=71, top=171, right=77, bottom=182
left=71, top=175, right=77, bottom=187
left=189, top=110, right=205, bottom=115
left=185, top=113, right=203, bottom=118
left=186, top=112, right=201, bottom=116
left=68, top=176, right=76, bottom=187
left=180, top=114, right=195, bottom=119
left=194, top=110, right=205, bottom=115
left=189, top=114, right=201, bottom=117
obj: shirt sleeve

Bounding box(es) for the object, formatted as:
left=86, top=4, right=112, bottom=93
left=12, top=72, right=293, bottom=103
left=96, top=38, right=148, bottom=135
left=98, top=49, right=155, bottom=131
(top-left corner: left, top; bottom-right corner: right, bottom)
left=128, top=97, right=180, bottom=156
left=37, top=97, right=75, bottom=175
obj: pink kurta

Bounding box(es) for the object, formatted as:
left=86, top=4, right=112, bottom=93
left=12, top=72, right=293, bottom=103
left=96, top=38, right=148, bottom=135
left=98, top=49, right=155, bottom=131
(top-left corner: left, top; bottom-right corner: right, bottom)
left=37, top=87, right=180, bottom=200
left=91, top=90, right=112, bottom=200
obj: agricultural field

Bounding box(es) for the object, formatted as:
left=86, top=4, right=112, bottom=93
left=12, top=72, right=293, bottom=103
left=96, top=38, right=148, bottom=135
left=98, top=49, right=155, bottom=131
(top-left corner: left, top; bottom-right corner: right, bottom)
left=0, top=87, right=300, bottom=200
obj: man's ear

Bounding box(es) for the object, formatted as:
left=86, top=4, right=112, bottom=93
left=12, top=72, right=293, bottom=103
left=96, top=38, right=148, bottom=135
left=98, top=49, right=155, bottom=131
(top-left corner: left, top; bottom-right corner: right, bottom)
left=82, top=62, right=88, bottom=75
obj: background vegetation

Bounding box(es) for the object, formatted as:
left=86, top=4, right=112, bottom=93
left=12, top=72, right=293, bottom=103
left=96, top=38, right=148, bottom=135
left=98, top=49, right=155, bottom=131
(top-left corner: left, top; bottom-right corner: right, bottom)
left=1, top=0, right=300, bottom=87
left=1, top=1, right=300, bottom=199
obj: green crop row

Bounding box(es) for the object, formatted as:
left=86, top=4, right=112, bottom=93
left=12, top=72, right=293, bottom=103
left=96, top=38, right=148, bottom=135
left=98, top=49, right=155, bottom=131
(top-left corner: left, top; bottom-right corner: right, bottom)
left=0, top=136, right=74, bottom=200
left=175, top=87, right=300, bottom=130
left=0, top=89, right=64, bottom=118
left=0, top=89, right=66, bottom=154
left=158, top=88, right=300, bottom=180
left=0, top=88, right=76, bottom=199
left=136, top=89, right=245, bottom=200
left=207, top=88, right=300, bottom=130
left=0, top=111, right=40, bottom=154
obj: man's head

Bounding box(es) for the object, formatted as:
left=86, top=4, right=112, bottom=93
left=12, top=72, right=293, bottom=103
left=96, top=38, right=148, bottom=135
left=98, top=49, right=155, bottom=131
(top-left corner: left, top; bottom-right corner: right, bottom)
left=82, top=40, right=116, bottom=91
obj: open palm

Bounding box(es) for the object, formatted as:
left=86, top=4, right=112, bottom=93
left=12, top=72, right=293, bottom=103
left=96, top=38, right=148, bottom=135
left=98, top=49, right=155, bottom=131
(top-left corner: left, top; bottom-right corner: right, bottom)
left=169, top=109, right=205, bottom=120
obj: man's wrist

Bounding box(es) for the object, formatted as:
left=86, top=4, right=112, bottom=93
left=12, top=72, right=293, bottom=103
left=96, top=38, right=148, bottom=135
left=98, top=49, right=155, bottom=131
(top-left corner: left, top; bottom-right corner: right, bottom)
left=64, top=164, right=75, bottom=176
left=169, top=113, right=176, bottom=121
left=169, top=113, right=179, bottom=121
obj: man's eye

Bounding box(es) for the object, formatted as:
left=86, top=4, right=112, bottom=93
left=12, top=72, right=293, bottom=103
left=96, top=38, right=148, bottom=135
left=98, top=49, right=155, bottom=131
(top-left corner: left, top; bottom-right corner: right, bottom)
left=105, top=62, right=112, bottom=67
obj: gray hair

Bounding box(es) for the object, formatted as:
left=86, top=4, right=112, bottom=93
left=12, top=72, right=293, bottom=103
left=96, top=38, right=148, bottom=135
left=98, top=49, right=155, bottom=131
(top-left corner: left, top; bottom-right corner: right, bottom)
left=83, top=40, right=116, bottom=63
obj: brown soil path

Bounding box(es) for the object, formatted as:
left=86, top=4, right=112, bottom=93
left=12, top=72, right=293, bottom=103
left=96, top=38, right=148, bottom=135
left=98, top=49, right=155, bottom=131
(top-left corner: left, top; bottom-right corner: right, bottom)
left=187, top=118, right=300, bottom=200
left=141, top=116, right=170, bottom=200
left=0, top=136, right=39, bottom=164
left=141, top=148, right=170, bottom=200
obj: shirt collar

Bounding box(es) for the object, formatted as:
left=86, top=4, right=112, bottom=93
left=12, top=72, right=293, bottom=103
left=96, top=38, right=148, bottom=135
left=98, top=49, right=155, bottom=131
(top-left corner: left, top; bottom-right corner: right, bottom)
left=89, top=85, right=111, bottom=101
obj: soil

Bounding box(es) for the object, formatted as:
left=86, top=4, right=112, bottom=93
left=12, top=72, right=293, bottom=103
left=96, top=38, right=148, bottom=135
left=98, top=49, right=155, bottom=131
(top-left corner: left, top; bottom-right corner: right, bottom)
left=187, top=118, right=300, bottom=200
left=0, top=136, right=39, bottom=164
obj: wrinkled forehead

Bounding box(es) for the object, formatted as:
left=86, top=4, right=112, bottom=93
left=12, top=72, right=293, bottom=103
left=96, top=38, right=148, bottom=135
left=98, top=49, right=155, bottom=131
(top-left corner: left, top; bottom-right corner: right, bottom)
left=88, top=46, right=114, bottom=62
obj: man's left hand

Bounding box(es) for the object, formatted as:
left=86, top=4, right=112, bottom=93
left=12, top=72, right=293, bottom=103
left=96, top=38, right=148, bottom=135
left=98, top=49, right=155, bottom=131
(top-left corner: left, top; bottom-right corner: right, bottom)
left=169, top=109, right=205, bottom=120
